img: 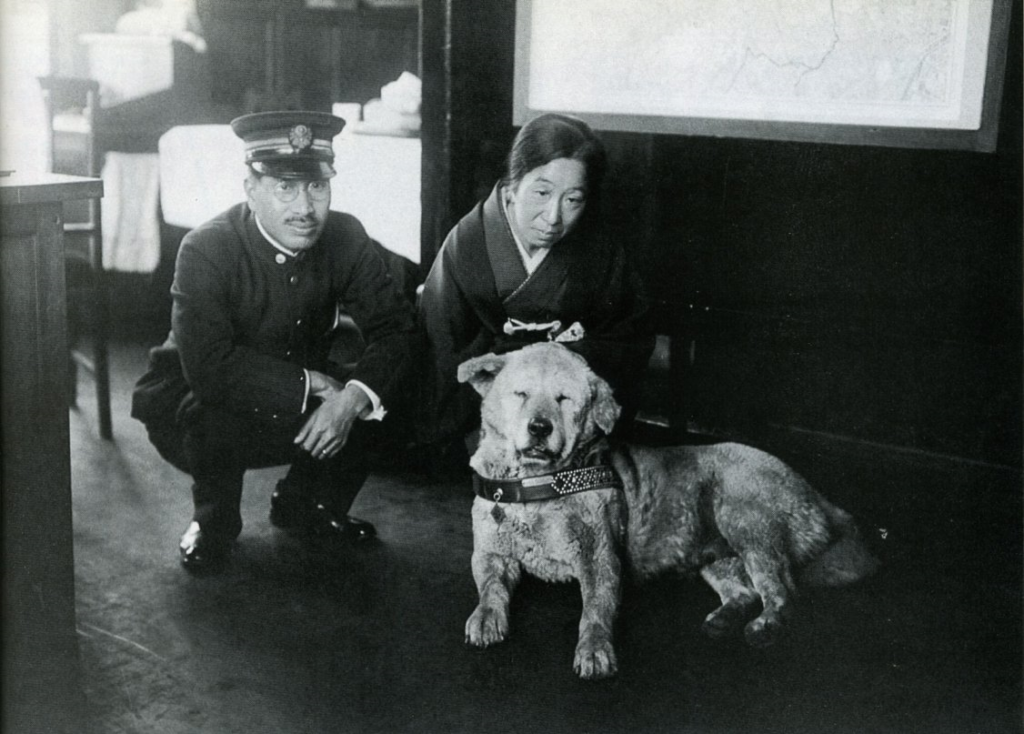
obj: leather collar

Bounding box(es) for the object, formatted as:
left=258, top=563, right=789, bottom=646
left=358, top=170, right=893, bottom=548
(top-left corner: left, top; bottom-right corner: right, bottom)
left=472, top=442, right=622, bottom=503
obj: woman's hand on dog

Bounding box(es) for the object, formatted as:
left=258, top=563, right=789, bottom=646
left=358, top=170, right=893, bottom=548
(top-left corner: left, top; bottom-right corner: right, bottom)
left=295, top=372, right=371, bottom=459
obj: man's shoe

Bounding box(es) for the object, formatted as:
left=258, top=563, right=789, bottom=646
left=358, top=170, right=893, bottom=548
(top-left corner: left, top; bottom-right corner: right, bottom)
left=179, top=521, right=232, bottom=570
left=269, top=484, right=314, bottom=529
left=312, top=504, right=377, bottom=543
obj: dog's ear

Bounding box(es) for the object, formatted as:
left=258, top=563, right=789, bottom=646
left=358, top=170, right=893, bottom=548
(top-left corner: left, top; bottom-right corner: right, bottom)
left=457, top=353, right=508, bottom=397
left=590, top=374, right=621, bottom=435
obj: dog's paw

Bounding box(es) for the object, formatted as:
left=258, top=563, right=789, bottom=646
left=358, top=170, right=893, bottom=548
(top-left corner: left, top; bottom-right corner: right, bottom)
left=744, top=614, right=784, bottom=648
left=702, top=600, right=759, bottom=639
left=465, top=605, right=509, bottom=648
left=573, top=639, right=618, bottom=680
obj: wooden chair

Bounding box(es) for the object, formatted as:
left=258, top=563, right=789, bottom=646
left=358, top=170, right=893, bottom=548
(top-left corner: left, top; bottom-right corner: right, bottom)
left=38, top=76, right=113, bottom=440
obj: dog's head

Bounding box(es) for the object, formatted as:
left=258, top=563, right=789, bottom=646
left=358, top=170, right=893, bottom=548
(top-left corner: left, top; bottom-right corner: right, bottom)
left=458, top=343, right=621, bottom=477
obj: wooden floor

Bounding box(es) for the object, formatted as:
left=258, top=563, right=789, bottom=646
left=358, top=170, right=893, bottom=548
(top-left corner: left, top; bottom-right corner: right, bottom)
left=54, top=339, right=1023, bottom=734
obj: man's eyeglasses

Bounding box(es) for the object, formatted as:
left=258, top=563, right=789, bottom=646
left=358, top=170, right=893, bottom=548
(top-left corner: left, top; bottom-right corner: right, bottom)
left=270, top=180, right=331, bottom=203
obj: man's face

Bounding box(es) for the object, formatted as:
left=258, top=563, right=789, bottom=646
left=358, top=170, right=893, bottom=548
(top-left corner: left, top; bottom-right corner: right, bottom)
left=245, top=174, right=331, bottom=252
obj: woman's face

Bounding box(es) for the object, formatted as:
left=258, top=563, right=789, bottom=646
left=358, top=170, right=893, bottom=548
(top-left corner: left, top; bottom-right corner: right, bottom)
left=507, top=158, right=588, bottom=253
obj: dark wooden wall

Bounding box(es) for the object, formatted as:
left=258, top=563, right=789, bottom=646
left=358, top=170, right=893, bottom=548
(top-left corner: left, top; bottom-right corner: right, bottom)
left=197, top=0, right=418, bottom=115
left=421, top=0, right=1023, bottom=470
left=419, top=0, right=515, bottom=262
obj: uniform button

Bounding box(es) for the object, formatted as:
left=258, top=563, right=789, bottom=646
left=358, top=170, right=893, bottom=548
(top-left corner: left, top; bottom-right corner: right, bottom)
left=286, top=351, right=292, bottom=357
left=275, top=253, right=286, bottom=265
left=289, top=275, right=299, bottom=285
left=296, top=318, right=303, bottom=326
left=272, top=414, right=279, bottom=420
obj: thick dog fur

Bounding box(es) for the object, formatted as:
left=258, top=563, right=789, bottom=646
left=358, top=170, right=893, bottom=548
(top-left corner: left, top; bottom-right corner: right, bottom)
left=458, top=342, right=879, bottom=680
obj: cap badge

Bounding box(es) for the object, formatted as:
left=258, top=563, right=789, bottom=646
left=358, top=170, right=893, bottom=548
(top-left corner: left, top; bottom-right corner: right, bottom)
left=288, top=124, right=313, bottom=152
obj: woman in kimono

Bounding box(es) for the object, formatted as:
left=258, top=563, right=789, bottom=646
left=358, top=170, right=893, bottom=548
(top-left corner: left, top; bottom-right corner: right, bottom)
left=419, top=113, right=655, bottom=446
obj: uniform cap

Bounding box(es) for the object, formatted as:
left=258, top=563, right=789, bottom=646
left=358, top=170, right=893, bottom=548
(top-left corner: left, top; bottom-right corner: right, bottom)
left=230, top=111, right=346, bottom=180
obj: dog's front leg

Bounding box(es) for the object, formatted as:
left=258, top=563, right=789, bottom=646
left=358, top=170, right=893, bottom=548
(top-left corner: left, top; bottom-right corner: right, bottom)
left=573, top=551, right=621, bottom=679
left=465, top=551, right=521, bottom=648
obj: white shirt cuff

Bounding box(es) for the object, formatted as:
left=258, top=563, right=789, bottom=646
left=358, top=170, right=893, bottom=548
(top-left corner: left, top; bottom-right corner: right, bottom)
left=346, top=379, right=386, bottom=421
left=301, top=368, right=312, bottom=413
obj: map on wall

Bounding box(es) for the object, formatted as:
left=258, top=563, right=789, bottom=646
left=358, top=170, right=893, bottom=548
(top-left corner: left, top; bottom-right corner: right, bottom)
left=515, top=0, right=1008, bottom=147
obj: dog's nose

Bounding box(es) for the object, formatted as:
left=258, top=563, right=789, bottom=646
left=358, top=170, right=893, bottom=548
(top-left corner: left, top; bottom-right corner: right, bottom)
left=528, top=417, right=553, bottom=439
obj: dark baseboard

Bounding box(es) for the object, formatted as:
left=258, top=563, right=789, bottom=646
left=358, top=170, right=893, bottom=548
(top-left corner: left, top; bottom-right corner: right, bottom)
left=634, top=415, right=1021, bottom=476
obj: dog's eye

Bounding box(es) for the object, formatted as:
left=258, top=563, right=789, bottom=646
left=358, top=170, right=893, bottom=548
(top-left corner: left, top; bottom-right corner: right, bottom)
left=514, top=390, right=528, bottom=400
left=556, top=395, right=571, bottom=404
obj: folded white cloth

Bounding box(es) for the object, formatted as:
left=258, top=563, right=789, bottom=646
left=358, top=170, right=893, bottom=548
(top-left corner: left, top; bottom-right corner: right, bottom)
left=101, top=151, right=161, bottom=273
left=503, top=318, right=562, bottom=336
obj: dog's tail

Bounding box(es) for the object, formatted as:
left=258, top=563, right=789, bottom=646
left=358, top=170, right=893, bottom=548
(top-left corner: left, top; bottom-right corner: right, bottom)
left=799, top=501, right=880, bottom=588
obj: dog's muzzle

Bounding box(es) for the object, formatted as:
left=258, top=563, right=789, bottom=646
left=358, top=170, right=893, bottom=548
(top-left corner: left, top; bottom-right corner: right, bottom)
left=517, top=416, right=563, bottom=461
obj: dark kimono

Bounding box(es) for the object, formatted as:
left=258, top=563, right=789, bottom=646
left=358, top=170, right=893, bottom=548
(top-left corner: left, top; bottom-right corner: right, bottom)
left=419, top=184, right=655, bottom=441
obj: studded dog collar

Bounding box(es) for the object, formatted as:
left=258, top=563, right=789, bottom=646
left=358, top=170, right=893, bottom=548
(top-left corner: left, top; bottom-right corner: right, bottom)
left=472, top=445, right=622, bottom=503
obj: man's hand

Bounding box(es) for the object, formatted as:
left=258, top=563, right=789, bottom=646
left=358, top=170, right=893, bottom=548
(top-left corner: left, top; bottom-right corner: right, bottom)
left=307, top=370, right=345, bottom=399
left=295, top=374, right=371, bottom=459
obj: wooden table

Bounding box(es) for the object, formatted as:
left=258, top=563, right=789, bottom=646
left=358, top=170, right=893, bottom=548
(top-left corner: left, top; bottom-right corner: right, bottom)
left=1, top=172, right=103, bottom=734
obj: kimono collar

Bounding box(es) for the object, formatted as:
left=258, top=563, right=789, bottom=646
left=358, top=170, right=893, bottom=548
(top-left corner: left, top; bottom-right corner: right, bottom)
left=482, top=184, right=530, bottom=297
left=482, top=183, right=582, bottom=304
left=500, top=187, right=550, bottom=274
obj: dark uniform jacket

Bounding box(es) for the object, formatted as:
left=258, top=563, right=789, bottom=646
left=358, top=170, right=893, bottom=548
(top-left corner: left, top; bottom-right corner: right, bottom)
left=419, top=184, right=655, bottom=441
left=132, top=203, right=417, bottom=432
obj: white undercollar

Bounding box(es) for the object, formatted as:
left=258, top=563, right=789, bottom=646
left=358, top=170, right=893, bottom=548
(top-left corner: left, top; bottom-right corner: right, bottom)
left=254, top=214, right=299, bottom=258
left=502, top=189, right=550, bottom=275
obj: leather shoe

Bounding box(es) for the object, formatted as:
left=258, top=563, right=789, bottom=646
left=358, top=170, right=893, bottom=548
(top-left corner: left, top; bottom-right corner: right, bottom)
left=269, top=484, right=313, bottom=529
left=179, top=521, right=232, bottom=570
left=312, top=504, right=377, bottom=543
left=270, top=485, right=376, bottom=543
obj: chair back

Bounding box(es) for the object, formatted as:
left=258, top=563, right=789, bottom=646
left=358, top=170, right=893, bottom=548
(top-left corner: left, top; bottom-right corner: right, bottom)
left=38, top=76, right=101, bottom=177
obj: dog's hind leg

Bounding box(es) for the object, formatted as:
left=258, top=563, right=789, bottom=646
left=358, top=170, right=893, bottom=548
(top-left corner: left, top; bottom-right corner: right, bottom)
left=717, top=512, right=797, bottom=647
left=737, top=546, right=796, bottom=648
left=465, top=552, right=522, bottom=648
left=699, top=556, right=761, bottom=638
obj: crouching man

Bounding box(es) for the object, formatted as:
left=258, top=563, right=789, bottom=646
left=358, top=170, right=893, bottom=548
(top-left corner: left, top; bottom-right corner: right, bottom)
left=131, top=111, right=418, bottom=571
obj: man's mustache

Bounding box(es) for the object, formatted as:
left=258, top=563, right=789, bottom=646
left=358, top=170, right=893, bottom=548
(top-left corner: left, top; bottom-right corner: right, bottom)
left=285, top=216, right=320, bottom=226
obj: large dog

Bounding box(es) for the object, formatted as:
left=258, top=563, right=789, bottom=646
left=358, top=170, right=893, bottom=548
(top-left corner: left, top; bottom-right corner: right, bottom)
left=458, top=342, right=879, bottom=680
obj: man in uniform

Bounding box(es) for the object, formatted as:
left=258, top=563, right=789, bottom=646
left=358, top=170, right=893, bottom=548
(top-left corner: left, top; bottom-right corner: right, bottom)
left=131, top=111, right=417, bottom=571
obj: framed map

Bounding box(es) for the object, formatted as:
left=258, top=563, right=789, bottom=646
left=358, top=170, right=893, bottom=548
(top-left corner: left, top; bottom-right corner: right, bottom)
left=514, top=0, right=1012, bottom=151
